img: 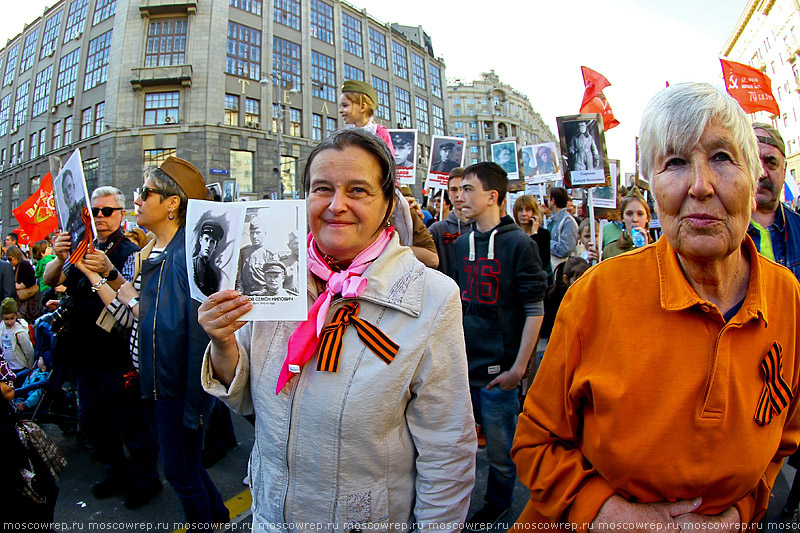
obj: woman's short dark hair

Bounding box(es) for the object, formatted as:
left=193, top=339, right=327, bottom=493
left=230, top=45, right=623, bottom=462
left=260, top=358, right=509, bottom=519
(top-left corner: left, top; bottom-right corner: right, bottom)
left=32, top=240, right=49, bottom=261
left=143, top=166, right=189, bottom=226
left=549, top=256, right=590, bottom=298
left=462, top=162, right=508, bottom=203
left=303, top=129, right=396, bottom=230
left=549, top=187, right=570, bottom=209
left=563, top=257, right=590, bottom=281
left=5, top=245, right=23, bottom=262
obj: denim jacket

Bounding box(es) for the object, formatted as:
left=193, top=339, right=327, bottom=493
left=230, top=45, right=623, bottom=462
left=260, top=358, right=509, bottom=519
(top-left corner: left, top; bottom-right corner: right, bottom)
left=747, top=203, right=800, bottom=282
left=138, top=227, right=214, bottom=429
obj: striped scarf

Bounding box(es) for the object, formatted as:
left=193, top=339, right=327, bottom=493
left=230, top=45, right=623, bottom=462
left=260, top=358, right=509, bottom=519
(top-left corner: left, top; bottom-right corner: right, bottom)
left=276, top=228, right=397, bottom=393
left=755, top=342, right=794, bottom=426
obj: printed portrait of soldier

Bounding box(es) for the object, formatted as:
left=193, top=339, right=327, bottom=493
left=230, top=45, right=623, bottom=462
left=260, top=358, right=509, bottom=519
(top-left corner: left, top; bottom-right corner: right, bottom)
left=58, top=169, right=88, bottom=248
left=192, top=217, right=225, bottom=297
left=431, top=141, right=459, bottom=173
left=568, top=120, right=601, bottom=171
left=237, top=209, right=280, bottom=295
left=392, top=133, right=415, bottom=169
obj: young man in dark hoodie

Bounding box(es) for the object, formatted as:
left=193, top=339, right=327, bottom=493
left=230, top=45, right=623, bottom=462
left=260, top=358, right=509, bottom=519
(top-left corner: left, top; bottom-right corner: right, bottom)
left=455, top=162, right=546, bottom=531
left=429, top=167, right=475, bottom=281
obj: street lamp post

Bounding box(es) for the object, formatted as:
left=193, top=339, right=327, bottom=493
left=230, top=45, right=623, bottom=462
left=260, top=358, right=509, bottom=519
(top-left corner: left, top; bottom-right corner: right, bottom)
left=260, top=75, right=284, bottom=198
left=260, top=74, right=304, bottom=198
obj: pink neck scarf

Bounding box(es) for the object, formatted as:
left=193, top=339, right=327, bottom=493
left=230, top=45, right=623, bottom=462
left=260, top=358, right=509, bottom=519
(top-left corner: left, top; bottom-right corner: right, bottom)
left=276, top=228, right=394, bottom=393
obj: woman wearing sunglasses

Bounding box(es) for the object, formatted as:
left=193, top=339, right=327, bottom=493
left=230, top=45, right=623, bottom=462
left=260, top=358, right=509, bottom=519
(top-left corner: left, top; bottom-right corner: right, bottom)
left=78, top=158, right=229, bottom=528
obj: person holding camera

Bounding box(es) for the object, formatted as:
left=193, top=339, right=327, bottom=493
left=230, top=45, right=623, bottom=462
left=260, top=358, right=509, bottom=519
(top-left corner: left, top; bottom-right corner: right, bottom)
left=43, top=186, right=161, bottom=509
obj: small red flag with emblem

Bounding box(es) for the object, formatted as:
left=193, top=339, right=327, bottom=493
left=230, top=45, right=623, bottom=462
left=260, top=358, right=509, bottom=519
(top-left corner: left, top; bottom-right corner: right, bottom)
left=12, top=227, right=30, bottom=246
left=720, top=58, right=780, bottom=116
left=13, top=172, right=58, bottom=243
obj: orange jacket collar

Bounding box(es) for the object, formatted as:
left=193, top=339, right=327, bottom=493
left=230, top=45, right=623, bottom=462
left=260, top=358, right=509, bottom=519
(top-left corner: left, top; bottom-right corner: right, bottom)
left=655, top=235, right=768, bottom=326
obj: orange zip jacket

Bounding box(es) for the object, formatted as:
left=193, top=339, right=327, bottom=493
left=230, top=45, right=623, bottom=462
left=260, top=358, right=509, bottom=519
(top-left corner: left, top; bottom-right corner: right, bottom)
left=512, top=236, right=800, bottom=532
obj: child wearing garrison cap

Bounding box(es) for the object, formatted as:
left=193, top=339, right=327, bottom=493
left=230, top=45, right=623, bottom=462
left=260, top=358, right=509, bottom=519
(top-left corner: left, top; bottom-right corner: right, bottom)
left=338, top=80, right=394, bottom=153
left=0, top=297, right=34, bottom=373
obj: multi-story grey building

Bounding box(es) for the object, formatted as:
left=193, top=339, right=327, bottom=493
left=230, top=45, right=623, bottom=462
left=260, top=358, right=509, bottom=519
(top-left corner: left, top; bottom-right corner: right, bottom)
left=0, top=0, right=447, bottom=230
left=447, top=70, right=555, bottom=168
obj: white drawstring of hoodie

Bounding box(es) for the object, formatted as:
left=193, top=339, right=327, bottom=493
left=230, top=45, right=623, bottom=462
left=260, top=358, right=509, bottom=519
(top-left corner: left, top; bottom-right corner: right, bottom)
left=468, top=229, right=497, bottom=262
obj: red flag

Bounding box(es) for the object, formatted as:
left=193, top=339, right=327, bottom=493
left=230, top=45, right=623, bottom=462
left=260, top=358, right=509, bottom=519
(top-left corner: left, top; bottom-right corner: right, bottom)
left=580, top=66, right=611, bottom=109
left=720, top=58, right=780, bottom=116
left=13, top=227, right=30, bottom=246
left=581, top=93, right=620, bottom=131
left=13, top=172, right=58, bottom=243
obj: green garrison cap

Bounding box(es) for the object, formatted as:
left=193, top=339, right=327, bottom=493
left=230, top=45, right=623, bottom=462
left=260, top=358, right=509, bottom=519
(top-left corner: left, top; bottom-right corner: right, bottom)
left=341, top=80, right=379, bottom=109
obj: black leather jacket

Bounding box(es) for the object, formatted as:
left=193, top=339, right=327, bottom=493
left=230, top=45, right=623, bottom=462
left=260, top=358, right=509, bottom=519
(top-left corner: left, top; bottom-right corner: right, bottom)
left=138, top=227, right=213, bottom=429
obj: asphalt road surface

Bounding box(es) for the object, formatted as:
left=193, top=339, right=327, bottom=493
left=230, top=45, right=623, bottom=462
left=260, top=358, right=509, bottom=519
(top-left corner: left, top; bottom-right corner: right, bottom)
left=37, top=338, right=794, bottom=532
left=43, top=414, right=794, bottom=532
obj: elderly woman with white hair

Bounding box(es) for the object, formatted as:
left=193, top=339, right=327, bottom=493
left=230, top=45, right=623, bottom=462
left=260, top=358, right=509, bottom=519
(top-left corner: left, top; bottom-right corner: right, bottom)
left=511, top=82, right=800, bottom=533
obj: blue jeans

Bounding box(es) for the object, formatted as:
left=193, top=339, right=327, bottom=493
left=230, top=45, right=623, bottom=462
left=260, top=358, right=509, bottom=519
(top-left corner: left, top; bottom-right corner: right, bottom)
left=471, top=386, right=519, bottom=509
left=144, top=397, right=229, bottom=528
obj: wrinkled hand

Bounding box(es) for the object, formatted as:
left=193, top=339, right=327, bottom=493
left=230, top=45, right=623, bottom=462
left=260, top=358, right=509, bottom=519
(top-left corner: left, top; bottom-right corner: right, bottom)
left=198, top=290, right=252, bottom=347
left=591, top=495, right=703, bottom=533
left=82, top=249, right=113, bottom=276
left=45, top=299, right=60, bottom=310
left=486, top=367, right=524, bottom=391
left=673, top=505, right=740, bottom=533
left=53, top=231, right=72, bottom=261
left=116, top=281, right=138, bottom=306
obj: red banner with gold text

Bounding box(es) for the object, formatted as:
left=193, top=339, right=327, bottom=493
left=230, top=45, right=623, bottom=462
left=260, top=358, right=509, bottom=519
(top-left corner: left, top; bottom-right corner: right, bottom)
left=720, top=58, right=780, bottom=116
left=13, top=172, right=58, bottom=243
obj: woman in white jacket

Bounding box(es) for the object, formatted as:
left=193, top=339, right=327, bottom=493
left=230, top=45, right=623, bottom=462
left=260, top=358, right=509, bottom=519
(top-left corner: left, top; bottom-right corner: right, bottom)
left=199, top=129, right=476, bottom=532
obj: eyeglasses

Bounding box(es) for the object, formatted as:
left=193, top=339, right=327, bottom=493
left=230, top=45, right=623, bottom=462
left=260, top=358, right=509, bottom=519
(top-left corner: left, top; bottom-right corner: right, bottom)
left=137, top=187, right=167, bottom=201
left=91, top=207, right=124, bottom=217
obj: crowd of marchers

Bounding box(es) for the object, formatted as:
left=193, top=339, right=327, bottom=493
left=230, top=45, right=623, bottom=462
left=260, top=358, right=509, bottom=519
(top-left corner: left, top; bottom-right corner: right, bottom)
left=3, top=80, right=800, bottom=533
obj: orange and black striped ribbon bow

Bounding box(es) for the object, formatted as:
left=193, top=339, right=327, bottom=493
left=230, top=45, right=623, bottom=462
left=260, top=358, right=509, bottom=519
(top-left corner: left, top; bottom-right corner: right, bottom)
left=443, top=232, right=461, bottom=245
left=755, top=342, right=794, bottom=426
left=66, top=206, right=94, bottom=266
left=315, top=301, right=399, bottom=373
